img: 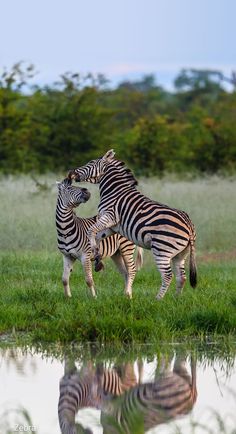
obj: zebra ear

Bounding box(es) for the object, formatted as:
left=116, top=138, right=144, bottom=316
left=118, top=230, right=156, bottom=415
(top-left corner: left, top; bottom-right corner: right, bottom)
left=102, top=149, right=115, bottom=161
left=56, top=181, right=62, bottom=189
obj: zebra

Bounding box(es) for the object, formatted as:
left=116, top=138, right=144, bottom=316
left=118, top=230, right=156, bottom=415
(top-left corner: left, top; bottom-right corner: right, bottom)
left=96, top=361, right=141, bottom=397
left=58, top=355, right=197, bottom=434
left=58, top=359, right=99, bottom=434
left=58, top=359, right=140, bottom=434
left=56, top=178, right=143, bottom=298
left=100, top=355, right=197, bottom=434
left=68, top=150, right=197, bottom=299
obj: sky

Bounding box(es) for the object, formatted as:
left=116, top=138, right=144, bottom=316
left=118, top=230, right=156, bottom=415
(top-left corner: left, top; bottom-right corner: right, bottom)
left=0, top=0, right=236, bottom=89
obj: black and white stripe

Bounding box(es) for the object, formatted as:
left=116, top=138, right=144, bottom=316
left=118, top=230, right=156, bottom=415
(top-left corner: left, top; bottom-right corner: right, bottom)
left=56, top=178, right=143, bottom=298
left=68, top=150, right=197, bottom=299
left=58, top=360, right=139, bottom=434
left=100, top=356, right=197, bottom=434
left=58, top=356, right=197, bottom=434
left=58, top=360, right=98, bottom=434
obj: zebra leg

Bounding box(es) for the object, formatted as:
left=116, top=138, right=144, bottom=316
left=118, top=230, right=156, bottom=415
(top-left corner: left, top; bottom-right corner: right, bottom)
left=137, top=359, right=144, bottom=383
left=111, top=252, right=127, bottom=279
left=87, top=213, right=119, bottom=271
left=151, top=245, right=173, bottom=300
left=81, top=255, right=97, bottom=297
left=173, top=355, right=189, bottom=379
left=111, top=252, right=134, bottom=298
left=62, top=255, right=75, bottom=297
left=120, top=249, right=136, bottom=299
left=172, top=245, right=189, bottom=295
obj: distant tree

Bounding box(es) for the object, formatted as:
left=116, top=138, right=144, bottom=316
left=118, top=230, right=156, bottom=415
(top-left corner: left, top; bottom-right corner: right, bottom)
left=0, top=62, right=36, bottom=171
left=174, top=69, right=224, bottom=92
left=0, top=62, right=36, bottom=91
left=0, top=64, right=235, bottom=175
left=174, top=69, right=226, bottom=110
left=123, top=115, right=190, bottom=175
left=118, top=74, right=157, bottom=92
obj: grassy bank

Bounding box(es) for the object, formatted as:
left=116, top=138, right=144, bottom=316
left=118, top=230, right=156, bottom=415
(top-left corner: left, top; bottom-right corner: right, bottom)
left=1, top=175, right=236, bottom=344
left=1, top=251, right=236, bottom=344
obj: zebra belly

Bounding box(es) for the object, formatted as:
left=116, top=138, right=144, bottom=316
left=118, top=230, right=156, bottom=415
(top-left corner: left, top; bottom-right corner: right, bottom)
left=98, top=234, right=120, bottom=258
left=111, top=224, right=150, bottom=249
left=58, top=244, right=83, bottom=259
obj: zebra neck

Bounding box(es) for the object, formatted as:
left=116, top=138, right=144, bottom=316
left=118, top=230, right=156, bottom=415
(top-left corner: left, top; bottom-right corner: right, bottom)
left=56, top=201, right=77, bottom=229
left=99, top=171, right=135, bottom=198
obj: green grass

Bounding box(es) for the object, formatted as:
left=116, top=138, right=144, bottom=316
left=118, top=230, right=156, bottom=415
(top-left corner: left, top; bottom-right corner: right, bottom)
left=1, top=251, right=236, bottom=344
left=1, top=174, right=236, bottom=344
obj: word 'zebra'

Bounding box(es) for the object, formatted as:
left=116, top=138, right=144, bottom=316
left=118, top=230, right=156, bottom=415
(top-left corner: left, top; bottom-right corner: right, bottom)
left=56, top=178, right=143, bottom=298
left=68, top=150, right=197, bottom=299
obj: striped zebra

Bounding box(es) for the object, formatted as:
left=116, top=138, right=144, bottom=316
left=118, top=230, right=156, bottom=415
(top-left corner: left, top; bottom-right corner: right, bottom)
left=58, top=355, right=196, bottom=434
left=56, top=178, right=143, bottom=298
left=58, top=359, right=98, bottom=434
left=68, top=150, right=197, bottom=299
left=96, top=361, right=141, bottom=397
left=58, top=359, right=140, bottom=434
left=100, top=356, right=197, bottom=434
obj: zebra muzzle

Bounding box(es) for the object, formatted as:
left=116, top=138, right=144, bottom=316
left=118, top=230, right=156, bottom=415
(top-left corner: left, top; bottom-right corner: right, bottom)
left=81, top=188, right=91, bottom=202
left=94, top=255, right=104, bottom=272
left=67, top=170, right=80, bottom=182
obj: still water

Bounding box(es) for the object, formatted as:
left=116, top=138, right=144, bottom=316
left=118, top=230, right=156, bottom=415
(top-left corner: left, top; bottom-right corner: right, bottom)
left=0, top=344, right=236, bottom=434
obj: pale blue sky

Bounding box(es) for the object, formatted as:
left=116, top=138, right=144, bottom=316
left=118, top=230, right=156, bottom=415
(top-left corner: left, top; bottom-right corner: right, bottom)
left=1, top=0, right=235, bottom=88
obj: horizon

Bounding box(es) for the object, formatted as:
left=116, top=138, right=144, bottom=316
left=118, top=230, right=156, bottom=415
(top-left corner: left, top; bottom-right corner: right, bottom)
left=2, top=61, right=235, bottom=93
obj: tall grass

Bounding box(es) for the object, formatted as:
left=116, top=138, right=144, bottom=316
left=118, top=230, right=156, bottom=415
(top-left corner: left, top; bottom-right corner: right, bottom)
left=1, top=174, right=235, bottom=253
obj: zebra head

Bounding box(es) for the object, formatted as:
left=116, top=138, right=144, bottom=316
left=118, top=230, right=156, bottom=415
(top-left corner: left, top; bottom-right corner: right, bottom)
left=56, top=178, right=91, bottom=207
left=67, top=149, right=116, bottom=183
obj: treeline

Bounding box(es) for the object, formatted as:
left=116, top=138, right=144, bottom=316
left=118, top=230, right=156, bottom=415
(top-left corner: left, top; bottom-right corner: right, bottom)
left=0, top=63, right=236, bottom=175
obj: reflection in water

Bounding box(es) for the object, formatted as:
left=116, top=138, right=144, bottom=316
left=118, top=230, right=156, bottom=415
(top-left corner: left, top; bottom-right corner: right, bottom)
left=58, top=354, right=197, bottom=434
left=1, top=347, right=37, bottom=376
left=58, top=358, right=141, bottom=433
left=1, top=345, right=236, bottom=433
left=0, top=406, right=36, bottom=434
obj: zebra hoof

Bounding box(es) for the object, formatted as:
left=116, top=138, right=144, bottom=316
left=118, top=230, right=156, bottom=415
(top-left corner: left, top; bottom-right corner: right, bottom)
left=156, top=294, right=163, bottom=301
left=95, top=261, right=104, bottom=272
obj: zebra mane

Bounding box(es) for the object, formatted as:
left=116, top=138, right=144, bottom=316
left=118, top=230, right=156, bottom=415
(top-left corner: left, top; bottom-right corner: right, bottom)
left=62, top=177, right=72, bottom=186
left=112, top=159, right=138, bottom=187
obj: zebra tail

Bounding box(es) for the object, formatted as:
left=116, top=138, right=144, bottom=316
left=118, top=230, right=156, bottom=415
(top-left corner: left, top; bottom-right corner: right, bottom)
left=189, top=239, right=197, bottom=288
left=190, top=356, right=198, bottom=405
left=135, top=247, right=144, bottom=271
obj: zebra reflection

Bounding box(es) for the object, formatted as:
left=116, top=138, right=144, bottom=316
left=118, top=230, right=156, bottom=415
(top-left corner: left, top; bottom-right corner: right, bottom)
left=58, top=355, right=197, bottom=434
left=58, top=358, right=139, bottom=434
left=101, top=355, right=197, bottom=434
